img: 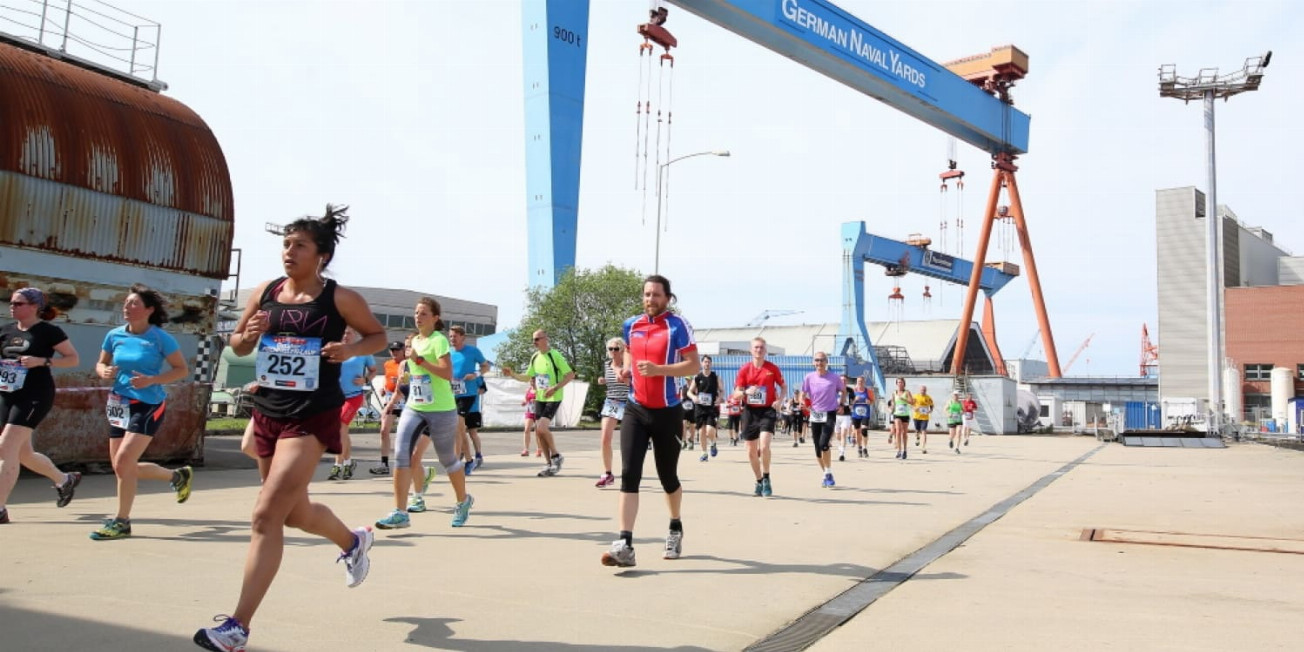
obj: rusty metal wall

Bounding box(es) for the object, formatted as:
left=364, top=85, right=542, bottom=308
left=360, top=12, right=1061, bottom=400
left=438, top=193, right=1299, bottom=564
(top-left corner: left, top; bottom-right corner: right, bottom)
left=0, top=40, right=233, bottom=279
left=0, top=39, right=233, bottom=464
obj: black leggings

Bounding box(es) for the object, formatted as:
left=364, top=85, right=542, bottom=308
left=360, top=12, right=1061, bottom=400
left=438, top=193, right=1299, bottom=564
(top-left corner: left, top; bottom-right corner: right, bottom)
left=809, top=412, right=836, bottom=455
left=619, top=402, right=682, bottom=494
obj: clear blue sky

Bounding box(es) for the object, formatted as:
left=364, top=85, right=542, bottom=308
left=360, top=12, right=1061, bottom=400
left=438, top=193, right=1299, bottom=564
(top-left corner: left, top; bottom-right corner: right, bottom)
left=49, top=1, right=1304, bottom=375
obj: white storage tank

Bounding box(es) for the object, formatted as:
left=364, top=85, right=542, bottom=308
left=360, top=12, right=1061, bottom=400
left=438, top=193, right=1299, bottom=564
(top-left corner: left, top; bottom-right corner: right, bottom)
left=1271, top=367, right=1293, bottom=431
left=1224, top=367, right=1242, bottom=423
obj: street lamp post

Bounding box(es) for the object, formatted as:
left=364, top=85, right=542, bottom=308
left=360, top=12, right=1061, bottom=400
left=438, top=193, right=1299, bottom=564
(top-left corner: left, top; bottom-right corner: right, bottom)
left=654, top=150, right=730, bottom=274
left=1158, top=52, right=1271, bottom=435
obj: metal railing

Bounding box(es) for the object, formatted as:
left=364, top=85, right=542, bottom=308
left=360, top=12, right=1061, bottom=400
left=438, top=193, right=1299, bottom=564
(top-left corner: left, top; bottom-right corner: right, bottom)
left=0, top=0, right=161, bottom=83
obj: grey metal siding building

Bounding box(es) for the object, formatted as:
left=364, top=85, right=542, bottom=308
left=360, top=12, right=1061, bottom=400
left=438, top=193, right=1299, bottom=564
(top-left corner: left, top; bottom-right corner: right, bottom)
left=1155, top=186, right=1289, bottom=413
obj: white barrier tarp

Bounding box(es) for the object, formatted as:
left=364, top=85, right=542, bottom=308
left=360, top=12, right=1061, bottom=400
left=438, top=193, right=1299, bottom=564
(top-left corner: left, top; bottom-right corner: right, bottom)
left=481, top=376, right=589, bottom=429
left=364, top=376, right=588, bottom=429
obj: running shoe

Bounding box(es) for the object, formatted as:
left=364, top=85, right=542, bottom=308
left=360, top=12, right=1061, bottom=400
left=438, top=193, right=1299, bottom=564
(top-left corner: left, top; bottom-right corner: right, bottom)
left=421, top=466, right=437, bottom=494
left=342, top=460, right=357, bottom=480
left=536, top=449, right=543, bottom=457
left=551, top=454, right=564, bottom=473
left=956, top=446, right=961, bottom=455
left=699, top=453, right=709, bottom=462
left=761, top=477, right=773, bottom=497
left=0, top=508, right=8, bottom=524
left=965, top=438, right=970, bottom=446
left=55, top=472, right=81, bottom=508
left=710, top=443, right=717, bottom=457
left=595, top=472, right=615, bottom=488
left=754, top=480, right=764, bottom=497
left=601, top=539, right=636, bottom=567
left=838, top=452, right=845, bottom=462
left=327, top=464, right=342, bottom=481
left=826, top=473, right=836, bottom=488
left=90, top=517, right=131, bottom=541
left=375, top=509, right=411, bottom=530
left=922, top=448, right=928, bottom=454
left=474, top=453, right=484, bottom=469
left=792, top=441, right=798, bottom=448
left=520, top=449, right=530, bottom=457
left=664, top=529, right=683, bottom=560
left=407, top=494, right=426, bottom=513
left=537, top=464, right=557, bottom=477
left=338, top=527, right=374, bottom=587
left=172, top=466, right=194, bottom=504
left=369, top=463, right=391, bottom=475
left=462, top=459, right=475, bottom=476
left=902, top=450, right=908, bottom=460
left=949, top=440, right=954, bottom=448
left=895, top=451, right=902, bottom=459
left=821, top=475, right=832, bottom=488
left=451, top=494, right=474, bottom=527
left=193, top=615, right=248, bottom=652
left=915, top=436, right=920, bottom=446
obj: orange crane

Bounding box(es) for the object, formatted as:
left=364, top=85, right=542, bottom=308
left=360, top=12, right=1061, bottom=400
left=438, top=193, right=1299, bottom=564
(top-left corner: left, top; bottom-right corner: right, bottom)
left=1140, top=323, right=1159, bottom=377
left=1062, top=333, right=1095, bottom=374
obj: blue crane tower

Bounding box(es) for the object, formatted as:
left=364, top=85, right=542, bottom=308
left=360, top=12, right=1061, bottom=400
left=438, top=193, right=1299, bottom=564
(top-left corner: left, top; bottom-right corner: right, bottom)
left=521, top=0, right=1063, bottom=389
left=838, top=223, right=1019, bottom=394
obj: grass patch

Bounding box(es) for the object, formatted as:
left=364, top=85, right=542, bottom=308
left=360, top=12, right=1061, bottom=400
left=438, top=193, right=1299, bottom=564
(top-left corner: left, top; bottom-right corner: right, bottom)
left=206, top=417, right=249, bottom=433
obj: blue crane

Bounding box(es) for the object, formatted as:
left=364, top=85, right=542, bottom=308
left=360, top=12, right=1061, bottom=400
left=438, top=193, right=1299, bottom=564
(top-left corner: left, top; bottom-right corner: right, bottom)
left=521, top=0, right=1030, bottom=287
left=838, top=222, right=1019, bottom=394
left=522, top=0, right=1063, bottom=379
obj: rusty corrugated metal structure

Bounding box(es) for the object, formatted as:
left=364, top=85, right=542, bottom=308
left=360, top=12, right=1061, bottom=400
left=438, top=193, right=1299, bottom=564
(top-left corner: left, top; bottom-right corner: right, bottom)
left=0, top=36, right=233, bottom=464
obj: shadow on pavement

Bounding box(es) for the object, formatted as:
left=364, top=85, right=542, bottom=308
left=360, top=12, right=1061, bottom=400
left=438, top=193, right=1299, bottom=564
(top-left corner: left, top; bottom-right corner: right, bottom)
left=385, top=616, right=714, bottom=652
left=0, top=602, right=251, bottom=652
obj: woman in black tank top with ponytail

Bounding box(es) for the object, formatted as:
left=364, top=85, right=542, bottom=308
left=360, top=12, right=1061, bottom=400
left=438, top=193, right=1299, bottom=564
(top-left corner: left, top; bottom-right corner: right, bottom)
left=194, top=205, right=387, bottom=652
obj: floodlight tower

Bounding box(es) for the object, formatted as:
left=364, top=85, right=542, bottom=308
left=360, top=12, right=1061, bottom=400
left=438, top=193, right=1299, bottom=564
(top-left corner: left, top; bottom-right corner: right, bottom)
left=1158, top=51, right=1271, bottom=434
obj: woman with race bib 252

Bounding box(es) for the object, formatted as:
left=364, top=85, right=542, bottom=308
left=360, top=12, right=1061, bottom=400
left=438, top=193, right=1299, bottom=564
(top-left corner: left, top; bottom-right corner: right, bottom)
left=90, top=284, right=194, bottom=541
left=194, top=205, right=386, bottom=652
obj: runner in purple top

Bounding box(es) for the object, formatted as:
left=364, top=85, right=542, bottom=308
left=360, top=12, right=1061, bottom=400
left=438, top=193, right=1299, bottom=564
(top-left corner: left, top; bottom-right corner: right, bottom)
left=801, top=352, right=843, bottom=488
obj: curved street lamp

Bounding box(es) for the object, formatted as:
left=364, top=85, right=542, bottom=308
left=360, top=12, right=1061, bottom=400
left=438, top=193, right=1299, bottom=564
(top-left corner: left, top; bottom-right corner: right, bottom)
left=655, top=150, right=730, bottom=274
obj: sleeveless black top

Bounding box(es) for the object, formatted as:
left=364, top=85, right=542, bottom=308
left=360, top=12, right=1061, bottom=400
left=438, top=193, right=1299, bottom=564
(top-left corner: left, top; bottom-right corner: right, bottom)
left=251, top=278, right=347, bottom=419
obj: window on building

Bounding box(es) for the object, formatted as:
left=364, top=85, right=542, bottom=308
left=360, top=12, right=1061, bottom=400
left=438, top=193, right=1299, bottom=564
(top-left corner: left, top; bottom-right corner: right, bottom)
left=1039, top=405, right=1049, bottom=418
left=1298, top=364, right=1304, bottom=381
left=1243, top=393, right=1272, bottom=422
left=1244, top=364, right=1273, bottom=381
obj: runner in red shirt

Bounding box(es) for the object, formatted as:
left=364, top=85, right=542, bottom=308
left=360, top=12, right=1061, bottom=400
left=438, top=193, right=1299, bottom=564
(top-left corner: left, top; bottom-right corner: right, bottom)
left=732, top=337, right=786, bottom=497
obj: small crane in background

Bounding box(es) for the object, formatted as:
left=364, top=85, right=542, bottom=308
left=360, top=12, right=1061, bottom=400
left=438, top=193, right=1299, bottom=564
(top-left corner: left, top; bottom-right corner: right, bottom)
left=1062, top=333, right=1095, bottom=374
left=1140, top=323, right=1159, bottom=377
left=747, top=310, right=803, bottom=328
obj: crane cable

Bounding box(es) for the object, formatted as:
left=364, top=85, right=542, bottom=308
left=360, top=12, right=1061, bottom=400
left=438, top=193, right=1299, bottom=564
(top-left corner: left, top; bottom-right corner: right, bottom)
left=637, top=42, right=654, bottom=224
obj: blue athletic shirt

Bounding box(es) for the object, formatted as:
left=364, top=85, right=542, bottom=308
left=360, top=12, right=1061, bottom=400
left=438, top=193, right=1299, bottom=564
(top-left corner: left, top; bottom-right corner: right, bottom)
left=450, top=344, right=487, bottom=398
left=623, top=311, right=696, bottom=409
left=101, top=325, right=180, bottom=404
left=338, top=355, right=376, bottom=398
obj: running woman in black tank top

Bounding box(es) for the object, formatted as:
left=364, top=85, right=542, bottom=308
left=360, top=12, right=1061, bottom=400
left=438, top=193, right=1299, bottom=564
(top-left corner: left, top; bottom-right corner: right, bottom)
left=0, top=287, right=83, bottom=524
left=194, top=205, right=387, bottom=652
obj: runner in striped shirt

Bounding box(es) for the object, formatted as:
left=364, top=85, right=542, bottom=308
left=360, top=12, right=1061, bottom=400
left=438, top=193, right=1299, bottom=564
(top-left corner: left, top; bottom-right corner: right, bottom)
left=595, top=337, right=629, bottom=488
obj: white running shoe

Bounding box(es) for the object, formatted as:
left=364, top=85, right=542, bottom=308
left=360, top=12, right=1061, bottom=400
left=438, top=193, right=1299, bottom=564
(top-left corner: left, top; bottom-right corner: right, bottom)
left=338, top=527, right=374, bottom=587
left=601, top=539, right=636, bottom=567
left=664, top=530, right=684, bottom=560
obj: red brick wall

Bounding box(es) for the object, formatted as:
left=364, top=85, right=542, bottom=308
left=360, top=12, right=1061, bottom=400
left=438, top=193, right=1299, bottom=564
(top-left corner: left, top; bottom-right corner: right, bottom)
left=1225, top=286, right=1304, bottom=398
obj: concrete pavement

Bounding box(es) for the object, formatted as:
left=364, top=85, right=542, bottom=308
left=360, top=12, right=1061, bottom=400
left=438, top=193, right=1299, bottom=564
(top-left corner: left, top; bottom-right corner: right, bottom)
left=1, top=428, right=1302, bottom=651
